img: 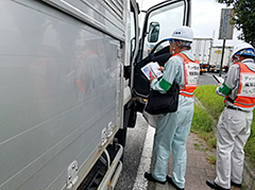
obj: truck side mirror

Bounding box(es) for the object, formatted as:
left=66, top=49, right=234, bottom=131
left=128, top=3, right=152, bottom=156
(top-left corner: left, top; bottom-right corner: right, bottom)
left=148, top=22, right=160, bottom=43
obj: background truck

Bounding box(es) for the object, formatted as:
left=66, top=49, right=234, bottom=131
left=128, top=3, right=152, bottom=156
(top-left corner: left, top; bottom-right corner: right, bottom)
left=190, top=38, right=213, bottom=74
left=0, top=0, right=191, bottom=190
left=208, top=46, right=233, bottom=72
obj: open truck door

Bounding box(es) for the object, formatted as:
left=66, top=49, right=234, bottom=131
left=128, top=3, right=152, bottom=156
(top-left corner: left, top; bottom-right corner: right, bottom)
left=131, top=0, right=191, bottom=112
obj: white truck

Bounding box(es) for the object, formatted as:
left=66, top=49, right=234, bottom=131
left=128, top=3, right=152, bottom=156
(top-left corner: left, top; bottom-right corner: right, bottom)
left=0, top=0, right=191, bottom=190
left=190, top=38, right=213, bottom=74
left=208, top=46, right=233, bottom=73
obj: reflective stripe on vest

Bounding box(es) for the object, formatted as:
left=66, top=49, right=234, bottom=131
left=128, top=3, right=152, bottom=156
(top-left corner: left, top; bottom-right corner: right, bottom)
left=178, top=53, right=200, bottom=97
left=232, top=62, right=255, bottom=108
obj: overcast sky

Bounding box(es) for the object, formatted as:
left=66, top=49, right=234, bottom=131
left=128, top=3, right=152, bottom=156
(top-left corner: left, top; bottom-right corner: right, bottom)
left=137, top=0, right=243, bottom=47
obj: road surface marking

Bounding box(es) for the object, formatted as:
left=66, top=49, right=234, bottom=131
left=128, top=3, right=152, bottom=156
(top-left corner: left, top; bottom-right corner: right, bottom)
left=132, top=125, right=155, bottom=190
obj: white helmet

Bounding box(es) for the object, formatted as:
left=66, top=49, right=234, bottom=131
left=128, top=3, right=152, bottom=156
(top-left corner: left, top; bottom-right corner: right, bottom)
left=170, top=26, right=193, bottom=43
left=231, top=42, right=255, bottom=58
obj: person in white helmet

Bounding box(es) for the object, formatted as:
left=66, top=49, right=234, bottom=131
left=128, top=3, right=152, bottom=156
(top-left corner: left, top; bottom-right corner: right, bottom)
left=206, top=42, right=255, bottom=190
left=144, top=26, right=200, bottom=190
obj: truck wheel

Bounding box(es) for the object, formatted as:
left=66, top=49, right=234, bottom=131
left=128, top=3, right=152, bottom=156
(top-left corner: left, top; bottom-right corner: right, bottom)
left=115, top=127, right=127, bottom=148
left=115, top=127, right=127, bottom=161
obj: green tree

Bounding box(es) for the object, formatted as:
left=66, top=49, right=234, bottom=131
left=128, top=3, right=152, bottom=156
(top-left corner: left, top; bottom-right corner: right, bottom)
left=216, top=0, right=255, bottom=46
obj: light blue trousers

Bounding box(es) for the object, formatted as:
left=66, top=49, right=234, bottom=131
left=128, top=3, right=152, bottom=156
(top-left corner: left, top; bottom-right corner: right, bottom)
left=215, top=108, right=252, bottom=189
left=152, top=100, right=194, bottom=188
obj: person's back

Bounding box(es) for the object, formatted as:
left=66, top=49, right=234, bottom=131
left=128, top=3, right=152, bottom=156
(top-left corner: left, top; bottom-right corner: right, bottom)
left=206, top=42, right=255, bottom=190
left=144, top=26, right=200, bottom=190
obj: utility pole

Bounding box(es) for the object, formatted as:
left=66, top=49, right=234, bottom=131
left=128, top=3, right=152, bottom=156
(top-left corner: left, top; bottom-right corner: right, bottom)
left=219, top=38, right=225, bottom=77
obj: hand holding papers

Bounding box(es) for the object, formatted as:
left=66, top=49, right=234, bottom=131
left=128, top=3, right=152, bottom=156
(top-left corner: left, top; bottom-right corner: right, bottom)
left=141, top=62, right=163, bottom=80
left=213, top=74, right=224, bottom=84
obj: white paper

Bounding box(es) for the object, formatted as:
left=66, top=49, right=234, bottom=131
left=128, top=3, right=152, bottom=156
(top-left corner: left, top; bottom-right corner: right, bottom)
left=141, top=62, right=163, bottom=80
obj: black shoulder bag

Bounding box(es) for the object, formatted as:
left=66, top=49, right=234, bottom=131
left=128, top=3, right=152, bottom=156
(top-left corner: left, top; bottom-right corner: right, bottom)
left=145, top=81, right=180, bottom=115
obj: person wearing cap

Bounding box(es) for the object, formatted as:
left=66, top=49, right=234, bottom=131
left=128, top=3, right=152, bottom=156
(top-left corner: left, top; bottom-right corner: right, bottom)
left=144, top=26, right=200, bottom=190
left=206, top=42, right=255, bottom=190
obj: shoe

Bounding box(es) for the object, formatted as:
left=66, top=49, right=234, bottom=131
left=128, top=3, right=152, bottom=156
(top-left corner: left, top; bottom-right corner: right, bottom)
left=231, top=181, right=242, bottom=188
left=206, top=180, right=230, bottom=190
left=166, top=175, right=184, bottom=190
left=144, top=172, right=166, bottom=184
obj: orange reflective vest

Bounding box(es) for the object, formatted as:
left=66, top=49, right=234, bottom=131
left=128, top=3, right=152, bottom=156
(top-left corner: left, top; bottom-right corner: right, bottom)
left=229, top=62, right=255, bottom=108
left=178, top=53, right=200, bottom=97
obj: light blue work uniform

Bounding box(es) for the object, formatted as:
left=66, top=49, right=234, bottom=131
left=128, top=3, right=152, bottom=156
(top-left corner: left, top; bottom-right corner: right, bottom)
left=150, top=50, right=197, bottom=188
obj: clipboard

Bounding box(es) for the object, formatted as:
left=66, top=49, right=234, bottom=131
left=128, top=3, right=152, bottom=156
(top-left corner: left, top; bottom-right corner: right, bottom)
left=212, top=74, right=224, bottom=83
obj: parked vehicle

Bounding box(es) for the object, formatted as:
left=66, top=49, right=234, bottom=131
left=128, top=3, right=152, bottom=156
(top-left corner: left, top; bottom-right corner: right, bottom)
left=190, top=38, right=213, bottom=74
left=0, top=0, right=191, bottom=189
left=208, top=46, right=233, bottom=73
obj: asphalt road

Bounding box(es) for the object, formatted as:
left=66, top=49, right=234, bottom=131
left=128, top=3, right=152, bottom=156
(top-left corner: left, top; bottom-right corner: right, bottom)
left=199, top=72, right=227, bottom=86
left=115, top=71, right=227, bottom=190
left=115, top=113, right=149, bottom=190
